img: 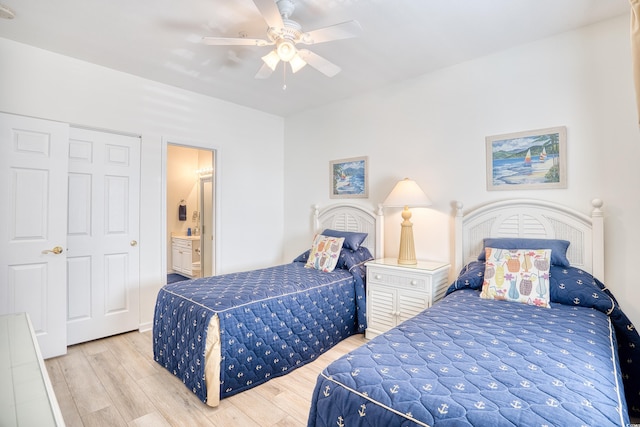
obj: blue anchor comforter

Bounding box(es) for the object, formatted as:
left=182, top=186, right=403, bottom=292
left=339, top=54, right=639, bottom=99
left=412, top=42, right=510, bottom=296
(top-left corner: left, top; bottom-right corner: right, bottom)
left=153, top=247, right=372, bottom=406
left=308, top=264, right=639, bottom=426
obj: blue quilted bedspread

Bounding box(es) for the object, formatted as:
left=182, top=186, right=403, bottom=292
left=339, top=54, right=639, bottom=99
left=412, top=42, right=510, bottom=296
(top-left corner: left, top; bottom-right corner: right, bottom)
left=308, top=264, right=638, bottom=426
left=153, top=249, right=370, bottom=404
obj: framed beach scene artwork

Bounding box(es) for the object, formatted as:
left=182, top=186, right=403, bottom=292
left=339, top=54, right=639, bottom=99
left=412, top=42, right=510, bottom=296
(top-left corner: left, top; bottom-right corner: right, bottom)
left=329, top=156, right=368, bottom=198
left=486, top=126, right=567, bottom=191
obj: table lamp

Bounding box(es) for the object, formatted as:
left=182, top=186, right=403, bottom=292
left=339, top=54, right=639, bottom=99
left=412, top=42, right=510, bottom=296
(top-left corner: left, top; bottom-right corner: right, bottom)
left=383, top=178, right=432, bottom=265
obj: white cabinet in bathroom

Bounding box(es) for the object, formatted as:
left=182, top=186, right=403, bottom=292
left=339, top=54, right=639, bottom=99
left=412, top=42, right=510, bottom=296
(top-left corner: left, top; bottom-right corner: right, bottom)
left=171, top=236, right=201, bottom=278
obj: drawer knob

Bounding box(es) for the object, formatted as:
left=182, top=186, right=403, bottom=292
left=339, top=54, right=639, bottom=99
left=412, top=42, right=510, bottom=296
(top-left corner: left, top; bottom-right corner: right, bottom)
left=375, top=274, right=382, bottom=280
left=410, top=280, right=418, bottom=286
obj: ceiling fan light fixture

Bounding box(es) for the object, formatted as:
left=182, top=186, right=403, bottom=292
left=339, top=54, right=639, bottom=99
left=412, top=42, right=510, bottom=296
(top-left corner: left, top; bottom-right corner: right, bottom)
left=203, top=0, right=361, bottom=80
left=276, top=39, right=296, bottom=62
left=261, top=50, right=280, bottom=71
left=289, top=53, right=307, bottom=73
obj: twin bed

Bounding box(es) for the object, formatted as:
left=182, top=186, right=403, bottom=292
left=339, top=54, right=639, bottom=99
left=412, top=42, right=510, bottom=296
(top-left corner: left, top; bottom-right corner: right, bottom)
left=153, top=199, right=639, bottom=424
left=153, top=204, right=383, bottom=406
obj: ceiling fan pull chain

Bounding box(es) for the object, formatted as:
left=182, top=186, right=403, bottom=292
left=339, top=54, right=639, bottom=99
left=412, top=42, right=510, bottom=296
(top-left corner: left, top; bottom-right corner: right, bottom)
left=282, top=64, right=287, bottom=90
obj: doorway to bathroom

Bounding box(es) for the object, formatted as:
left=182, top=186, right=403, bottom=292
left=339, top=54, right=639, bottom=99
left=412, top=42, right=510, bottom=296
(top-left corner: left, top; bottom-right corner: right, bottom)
left=166, top=144, right=215, bottom=282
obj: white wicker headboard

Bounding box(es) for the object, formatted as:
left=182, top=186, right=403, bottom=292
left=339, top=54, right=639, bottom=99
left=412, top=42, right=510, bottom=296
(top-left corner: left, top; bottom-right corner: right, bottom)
left=313, top=204, right=384, bottom=259
left=454, top=199, right=604, bottom=280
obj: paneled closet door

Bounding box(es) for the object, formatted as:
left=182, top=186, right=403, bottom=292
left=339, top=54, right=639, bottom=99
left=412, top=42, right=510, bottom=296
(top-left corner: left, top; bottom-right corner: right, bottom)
left=0, top=112, right=69, bottom=359
left=66, top=128, right=140, bottom=345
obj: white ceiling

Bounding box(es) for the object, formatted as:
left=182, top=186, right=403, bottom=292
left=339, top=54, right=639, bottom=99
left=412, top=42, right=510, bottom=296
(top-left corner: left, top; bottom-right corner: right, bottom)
left=0, top=0, right=630, bottom=117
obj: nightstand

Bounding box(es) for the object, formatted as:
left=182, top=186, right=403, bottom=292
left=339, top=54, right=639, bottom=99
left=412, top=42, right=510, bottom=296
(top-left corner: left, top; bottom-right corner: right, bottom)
left=365, top=258, right=450, bottom=339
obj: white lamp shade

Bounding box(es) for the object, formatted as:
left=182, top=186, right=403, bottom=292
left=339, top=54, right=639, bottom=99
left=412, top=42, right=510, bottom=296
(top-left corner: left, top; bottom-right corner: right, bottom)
left=261, top=50, right=280, bottom=71
left=383, top=178, right=432, bottom=208
left=289, top=53, right=307, bottom=73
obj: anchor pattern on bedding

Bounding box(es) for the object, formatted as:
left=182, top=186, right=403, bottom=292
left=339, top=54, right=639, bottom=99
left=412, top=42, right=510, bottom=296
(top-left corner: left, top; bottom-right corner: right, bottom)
left=449, top=262, right=640, bottom=417
left=153, top=249, right=371, bottom=404
left=308, top=288, right=631, bottom=426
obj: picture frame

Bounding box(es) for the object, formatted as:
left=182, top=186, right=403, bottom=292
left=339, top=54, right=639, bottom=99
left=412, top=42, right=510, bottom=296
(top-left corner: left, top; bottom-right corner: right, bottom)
left=486, top=126, right=567, bottom=191
left=329, top=156, right=368, bottom=198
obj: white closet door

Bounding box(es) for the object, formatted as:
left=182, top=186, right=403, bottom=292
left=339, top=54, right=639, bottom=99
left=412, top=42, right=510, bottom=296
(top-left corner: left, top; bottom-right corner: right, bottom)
left=0, top=112, right=69, bottom=359
left=66, top=128, right=140, bottom=345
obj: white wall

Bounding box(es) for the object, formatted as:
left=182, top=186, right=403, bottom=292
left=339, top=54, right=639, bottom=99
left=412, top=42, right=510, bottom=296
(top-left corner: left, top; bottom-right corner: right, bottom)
left=283, top=15, right=640, bottom=328
left=0, top=37, right=285, bottom=329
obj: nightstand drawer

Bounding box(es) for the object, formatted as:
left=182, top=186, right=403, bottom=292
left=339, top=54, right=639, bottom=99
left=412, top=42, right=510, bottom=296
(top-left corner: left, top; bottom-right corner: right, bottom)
left=367, top=267, right=429, bottom=290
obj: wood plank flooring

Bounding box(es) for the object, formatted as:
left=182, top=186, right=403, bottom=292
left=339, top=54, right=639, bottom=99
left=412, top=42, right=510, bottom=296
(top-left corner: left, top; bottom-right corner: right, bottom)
left=45, top=331, right=367, bottom=427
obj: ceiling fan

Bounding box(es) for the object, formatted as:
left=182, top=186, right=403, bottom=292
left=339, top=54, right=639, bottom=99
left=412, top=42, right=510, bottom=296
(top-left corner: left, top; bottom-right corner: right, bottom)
left=202, top=0, right=361, bottom=79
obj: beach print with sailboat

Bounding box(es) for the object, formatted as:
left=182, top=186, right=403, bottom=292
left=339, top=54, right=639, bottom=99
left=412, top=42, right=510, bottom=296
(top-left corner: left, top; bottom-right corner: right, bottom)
left=332, top=158, right=366, bottom=196
left=490, top=129, right=562, bottom=187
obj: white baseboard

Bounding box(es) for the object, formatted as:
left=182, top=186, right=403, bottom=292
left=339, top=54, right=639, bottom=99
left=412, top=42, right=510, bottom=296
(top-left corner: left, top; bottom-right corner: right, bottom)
left=138, top=322, right=152, bottom=333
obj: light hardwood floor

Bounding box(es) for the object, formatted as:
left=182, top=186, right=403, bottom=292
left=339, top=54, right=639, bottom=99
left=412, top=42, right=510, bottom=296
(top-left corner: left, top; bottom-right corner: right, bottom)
left=45, top=330, right=367, bottom=427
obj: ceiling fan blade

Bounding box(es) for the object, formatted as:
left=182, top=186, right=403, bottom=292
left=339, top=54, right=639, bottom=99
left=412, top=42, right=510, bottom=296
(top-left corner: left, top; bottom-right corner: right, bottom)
left=253, top=0, right=285, bottom=30
left=300, top=20, right=362, bottom=45
left=298, top=49, right=341, bottom=77
left=255, top=62, right=275, bottom=79
left=202, top=36, right=271, bottom=46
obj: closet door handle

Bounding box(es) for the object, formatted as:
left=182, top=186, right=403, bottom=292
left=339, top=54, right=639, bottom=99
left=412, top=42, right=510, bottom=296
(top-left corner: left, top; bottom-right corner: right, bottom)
left=42, top=246, right=63, bottom=255
left=130, top=240, right=138, bottom=246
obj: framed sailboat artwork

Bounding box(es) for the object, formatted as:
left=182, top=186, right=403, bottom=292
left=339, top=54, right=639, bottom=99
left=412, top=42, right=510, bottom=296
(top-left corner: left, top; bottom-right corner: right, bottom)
left=485, top=126, right=567, bottom=191
left=329, top=156, right=368, bottom=198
